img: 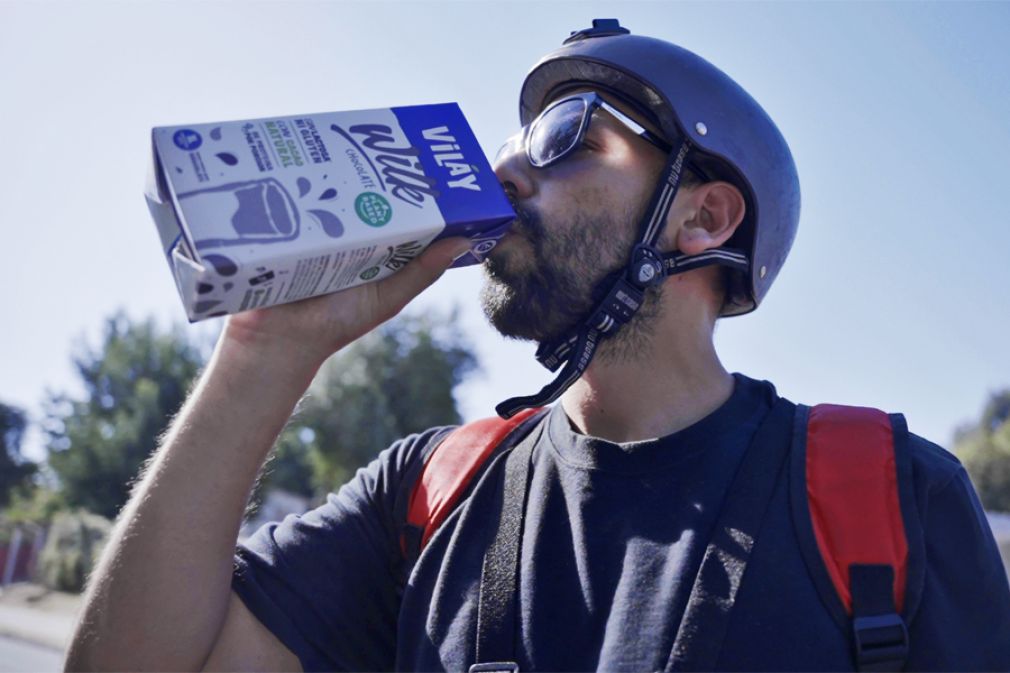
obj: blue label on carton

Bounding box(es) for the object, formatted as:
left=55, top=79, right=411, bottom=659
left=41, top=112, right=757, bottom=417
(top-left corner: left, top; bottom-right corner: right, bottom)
left=392, top=103, right=513, bottom=238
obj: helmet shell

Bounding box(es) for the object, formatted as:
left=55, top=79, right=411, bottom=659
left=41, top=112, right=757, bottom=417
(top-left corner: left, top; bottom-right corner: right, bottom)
left=519, top=21, right=801, bottom=316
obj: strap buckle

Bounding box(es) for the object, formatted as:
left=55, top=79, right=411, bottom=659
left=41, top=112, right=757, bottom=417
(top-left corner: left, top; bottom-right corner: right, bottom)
left=853, top=613, right=909, bottom=670
left=469, top=661, right=520, bottom=673
left=589, top=277, right=644, bottom=334
left=629, top=244, right=666, bottom=289
left=536, top=336, right=575, bottom=372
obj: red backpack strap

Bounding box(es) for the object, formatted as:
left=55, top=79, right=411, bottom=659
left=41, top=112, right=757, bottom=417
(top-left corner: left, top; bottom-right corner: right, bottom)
left=791, top=403, right=921, bottom=672
left=806, top=404, right=908, bottom=613
left=399, top=407, right=545, bottom=561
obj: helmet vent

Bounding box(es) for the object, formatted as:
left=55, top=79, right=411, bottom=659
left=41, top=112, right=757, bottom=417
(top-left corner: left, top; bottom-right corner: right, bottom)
left=564, top=19, right=631, bottom=45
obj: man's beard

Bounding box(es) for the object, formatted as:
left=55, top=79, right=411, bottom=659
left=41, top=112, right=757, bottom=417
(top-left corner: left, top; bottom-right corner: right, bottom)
left=479, top=200, right=663, bottom=362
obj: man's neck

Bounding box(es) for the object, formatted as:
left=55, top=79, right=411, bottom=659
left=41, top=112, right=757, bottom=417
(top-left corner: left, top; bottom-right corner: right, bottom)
left=559, top=310, right=733, bottom=444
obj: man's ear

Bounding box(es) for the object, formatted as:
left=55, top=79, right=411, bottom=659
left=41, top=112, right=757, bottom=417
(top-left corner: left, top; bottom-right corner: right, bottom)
left=674, top=182, right=746, bottom=256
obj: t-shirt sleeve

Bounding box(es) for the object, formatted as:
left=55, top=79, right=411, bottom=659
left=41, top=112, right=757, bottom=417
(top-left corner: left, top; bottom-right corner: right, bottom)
left=906, top=436, right=1010, bottom=671
left=230, top=426, right=451, bottom=672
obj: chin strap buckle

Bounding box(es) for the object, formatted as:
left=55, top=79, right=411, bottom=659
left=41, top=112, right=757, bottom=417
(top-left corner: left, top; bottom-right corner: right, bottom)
left=534, top=245, right=668, bottom=371
left=535, top=335, right=575, bottom=372
left=589, top=277, right=644, bottom=334
left=584, top=244, right=667, bottom=334
left=629, top=244, right=666, bottom=289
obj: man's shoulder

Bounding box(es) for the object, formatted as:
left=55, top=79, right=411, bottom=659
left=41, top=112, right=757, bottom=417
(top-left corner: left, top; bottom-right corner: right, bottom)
left=762, top=386, right=969, bottom=506
left=903, top=428, right=965, bottom=495
left=342, top=424, right=460, bottom=504
left=766, top=381, right=965, bottom=495
left=372, top=423, right=460, bottom=473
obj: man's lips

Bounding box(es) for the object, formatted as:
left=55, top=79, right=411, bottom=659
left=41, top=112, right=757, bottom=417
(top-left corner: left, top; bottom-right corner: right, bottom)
left=506, top=205, right=535, bottom=237
left=492, top=229, right=521, bottom=253
left=506, top=217, right=526, bottom=237
left=487, top=218, right=528, bottom=261
left=497, top=215, right=524, bottom=243
left=495, top=201, right=540, bottom=254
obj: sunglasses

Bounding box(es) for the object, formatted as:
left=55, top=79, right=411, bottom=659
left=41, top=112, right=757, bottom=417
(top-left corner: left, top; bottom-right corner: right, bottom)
left=497, top=91, right=704, bottom=177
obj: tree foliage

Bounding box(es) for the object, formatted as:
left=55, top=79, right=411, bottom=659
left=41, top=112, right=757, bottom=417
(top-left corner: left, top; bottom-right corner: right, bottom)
left=2, top=479, right=64, bottom=528
left=956, top=389, right=1010, bottom=512
left=294, top=310, right=479, bottom=493
left=37, top=509, right=112, bottom=593
left=40, top=308, right=479, bottom=519
left=1, top=401, right=37, bottom=508
left=43, top=313, right=206, bottom=519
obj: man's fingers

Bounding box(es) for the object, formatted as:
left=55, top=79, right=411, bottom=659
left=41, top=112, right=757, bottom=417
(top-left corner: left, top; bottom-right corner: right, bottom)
left=373, top=238, right=472, bottom=316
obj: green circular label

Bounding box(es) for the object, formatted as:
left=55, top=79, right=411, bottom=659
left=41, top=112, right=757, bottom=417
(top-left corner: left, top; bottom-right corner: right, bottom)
left=359, top=266, right=380, bottom=281
left=354, top=192, right=392, bottom=227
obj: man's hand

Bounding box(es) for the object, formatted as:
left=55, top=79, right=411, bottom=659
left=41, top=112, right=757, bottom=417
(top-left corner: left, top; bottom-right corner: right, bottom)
left=223, top=236, right=473, bottom=370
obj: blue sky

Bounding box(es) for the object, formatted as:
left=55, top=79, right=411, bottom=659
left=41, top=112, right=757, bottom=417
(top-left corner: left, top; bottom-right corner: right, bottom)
left=2, top=1, right=1009, bottom=462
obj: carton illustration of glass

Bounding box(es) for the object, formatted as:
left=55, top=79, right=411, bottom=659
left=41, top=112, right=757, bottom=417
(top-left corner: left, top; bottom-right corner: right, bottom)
left=145, top=104, right=515, bottom=322
left=178, top=178, right=302, bottom=250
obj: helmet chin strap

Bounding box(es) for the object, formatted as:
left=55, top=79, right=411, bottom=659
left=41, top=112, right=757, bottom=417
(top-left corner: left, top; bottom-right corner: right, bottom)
left=495, top=139, right=749, bottom=419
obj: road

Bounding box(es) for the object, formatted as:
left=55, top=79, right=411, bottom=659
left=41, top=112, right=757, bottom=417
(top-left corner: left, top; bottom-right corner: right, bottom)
left=0, top=635, right=62, bottom=672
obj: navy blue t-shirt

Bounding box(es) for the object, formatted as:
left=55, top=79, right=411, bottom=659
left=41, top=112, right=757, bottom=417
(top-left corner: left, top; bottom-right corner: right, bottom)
left=232, top=374, right=1010, bottom=671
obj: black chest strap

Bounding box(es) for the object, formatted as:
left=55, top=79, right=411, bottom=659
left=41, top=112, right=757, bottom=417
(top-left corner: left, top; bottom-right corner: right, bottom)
left=666, top=397, right=794, bottom=671
left=471, top=419, right=544, bottom=671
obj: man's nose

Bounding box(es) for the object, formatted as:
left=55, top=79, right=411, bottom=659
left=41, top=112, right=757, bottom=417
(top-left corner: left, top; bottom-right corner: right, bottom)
left=492, top=132, right=536, bottom=201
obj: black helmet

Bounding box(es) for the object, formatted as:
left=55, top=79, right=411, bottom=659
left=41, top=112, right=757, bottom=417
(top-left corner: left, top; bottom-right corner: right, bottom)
left=519, top=19, right=800, bottom=316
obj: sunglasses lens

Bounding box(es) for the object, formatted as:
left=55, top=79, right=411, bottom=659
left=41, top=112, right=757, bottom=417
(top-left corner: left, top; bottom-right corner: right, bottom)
left=528, top=98, right=587, bottom=167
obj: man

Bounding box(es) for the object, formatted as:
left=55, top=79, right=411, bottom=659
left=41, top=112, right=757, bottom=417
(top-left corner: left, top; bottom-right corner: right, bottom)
left=67, top=20, right=1010, bottom=672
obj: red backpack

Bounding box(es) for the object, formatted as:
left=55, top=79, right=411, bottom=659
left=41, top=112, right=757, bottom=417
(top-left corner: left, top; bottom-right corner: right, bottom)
left=398, top=403, right=921, bottom=672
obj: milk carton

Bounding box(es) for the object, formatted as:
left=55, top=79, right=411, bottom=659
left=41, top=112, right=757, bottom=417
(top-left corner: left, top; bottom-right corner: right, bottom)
left=145, top=104, right=515, bottom=322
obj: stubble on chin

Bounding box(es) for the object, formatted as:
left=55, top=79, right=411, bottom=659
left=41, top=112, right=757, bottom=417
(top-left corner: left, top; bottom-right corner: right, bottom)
left=479, top=205, right=628, bottom=345
left=479, top=247, right=561, bottom=342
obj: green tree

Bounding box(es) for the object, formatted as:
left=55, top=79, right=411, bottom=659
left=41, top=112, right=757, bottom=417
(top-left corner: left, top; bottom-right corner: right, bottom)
left=43, top=312, right=206, bottom=519
left=1, top=401, right=37, bottom=508
left=243, top=426, right=316, bottom=520
left=295, top=310, right=479, bottom=493
left=41, top=308, right=478, bottom=520
left=3, top=478, right=64, bottom=528
left=956, top=389, right=1010, bottom=512
left=37, top=509, right=112, bottom=592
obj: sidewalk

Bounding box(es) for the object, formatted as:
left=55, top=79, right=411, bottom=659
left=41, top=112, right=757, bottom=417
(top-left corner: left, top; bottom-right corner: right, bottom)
left=0, top=583, right=80, bottom=653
